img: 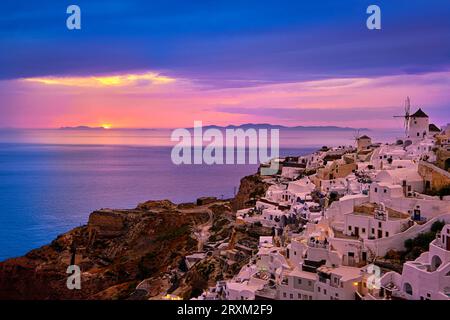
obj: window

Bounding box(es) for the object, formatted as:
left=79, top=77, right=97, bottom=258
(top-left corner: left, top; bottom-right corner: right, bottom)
left=318, top=287, right=321, bottom=293
left=298, top=279, right=301, bottom=284
left=385, top=231, right=389, bottom=237
left=283, top=292, right=287, bottom=298
left=374, top=188, right=378, bottom=193
left=348, top=226, right=352, bottom=231
left=378, top=222, right=382, bottom=228
left=290, top=293, right=293, bottom=299
left=308, top=281, right=312, bottom=286
left=371, top=228, right=375, bottom=234
left=384, top=189, right=387, bottom=193
left=404, top=283, right=413, bottom=295
left=362, top=228, right=366, bottom=233
left=324, top=289, right=327, bottom=295
left=298, top=293, right=301, bottom=299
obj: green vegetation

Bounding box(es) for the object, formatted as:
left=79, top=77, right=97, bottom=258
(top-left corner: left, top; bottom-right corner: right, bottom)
left=424, top=185, right=450, bottom=197
left=385, top=220, right=445, bottom=262
left=328, top=191, right=340, bottom=206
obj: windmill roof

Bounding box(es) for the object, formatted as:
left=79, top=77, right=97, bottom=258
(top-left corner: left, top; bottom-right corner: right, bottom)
left=411, top=108, right=428, bottom=118
left=358, top=135, right=371, bottom=140
left=429, top=123, right=440, bottom=132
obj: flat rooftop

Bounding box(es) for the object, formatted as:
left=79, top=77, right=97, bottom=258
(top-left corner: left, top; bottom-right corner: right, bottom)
left=353, top=203, right=409, bottom=220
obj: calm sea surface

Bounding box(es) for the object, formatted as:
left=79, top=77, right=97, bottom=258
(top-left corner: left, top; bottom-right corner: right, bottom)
left=0, top=128, right=401, bottom=261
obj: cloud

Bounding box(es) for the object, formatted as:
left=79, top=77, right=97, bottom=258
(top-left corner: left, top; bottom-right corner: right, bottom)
left=23, top=71, right=175, bottom=87
left=1, top=0, right=449, bottom=86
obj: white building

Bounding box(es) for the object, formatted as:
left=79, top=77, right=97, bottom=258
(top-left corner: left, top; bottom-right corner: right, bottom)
left=277, top=267, right=316, bottom=300
left=315, top=265, right=363, bottom=300
left=379, top=224, right=450, bottom=300
left=357, top=135, right=372, bottom=152
left=406, top=108, right=429, bottom=142
left=372, top=166, right=424, bottom=196
left=343, top=203, right=411, bottom=240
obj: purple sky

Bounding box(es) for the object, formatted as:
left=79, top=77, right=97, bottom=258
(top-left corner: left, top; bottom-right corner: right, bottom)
left=0, top=0, right=449, bottom=128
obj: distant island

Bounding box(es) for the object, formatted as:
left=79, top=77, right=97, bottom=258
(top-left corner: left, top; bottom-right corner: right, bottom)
left=59, top=126, right=107, bottom=130
left=190, top=123, right=369, bottom=131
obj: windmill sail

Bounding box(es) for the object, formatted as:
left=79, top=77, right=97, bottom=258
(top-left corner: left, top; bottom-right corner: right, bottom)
left=393, top=96, right=412, bottom=135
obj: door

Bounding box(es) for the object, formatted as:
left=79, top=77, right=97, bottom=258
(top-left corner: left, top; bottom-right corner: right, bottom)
left=378, top=229, right=382, bottom=239
left=348, top=252, right=355, bottom=266
left=362, top=252, right=367, bottom=262
left=413, top=209, right=421, bottom=221
left=354, top=227, right=359, bottom=237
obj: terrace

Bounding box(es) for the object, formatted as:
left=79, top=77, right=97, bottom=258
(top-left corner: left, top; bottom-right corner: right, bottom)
left=353, top=203, right=410, bottom=221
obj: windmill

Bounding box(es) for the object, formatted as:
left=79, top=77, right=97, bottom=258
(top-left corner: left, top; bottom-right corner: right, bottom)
left=393, top=96, right=411, bottom=135
left=352, top=129, right=361, bottom=147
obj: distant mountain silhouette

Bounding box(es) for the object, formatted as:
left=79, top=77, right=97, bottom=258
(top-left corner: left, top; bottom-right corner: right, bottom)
left=192, top=123, right=369, bottom=131
left=57, top=124, right=369, bottom=131
left=59, top=126, right=105, bottom=130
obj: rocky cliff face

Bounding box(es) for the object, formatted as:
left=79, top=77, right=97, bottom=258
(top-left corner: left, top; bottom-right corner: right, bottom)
left=0, top=200, right=223, bottom=299
left=232, top=174, right=269, bottom=211
left=0, top=184, right=269, bottom=300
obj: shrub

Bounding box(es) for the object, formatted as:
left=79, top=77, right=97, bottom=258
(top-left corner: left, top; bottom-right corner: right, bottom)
left=431, top=220, right=445, bottom=233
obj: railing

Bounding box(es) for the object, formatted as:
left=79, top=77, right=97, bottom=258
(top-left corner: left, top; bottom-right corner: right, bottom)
left=307, top=241, right=329, bottom=249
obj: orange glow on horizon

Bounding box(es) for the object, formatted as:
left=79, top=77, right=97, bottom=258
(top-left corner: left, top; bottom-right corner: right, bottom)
left=23, top=71, right=176, bottom=87
left=3, top=70, right=448, bottom=129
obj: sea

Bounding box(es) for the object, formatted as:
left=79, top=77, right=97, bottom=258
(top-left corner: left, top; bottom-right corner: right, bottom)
left=0, top=128, right=401, bottom=261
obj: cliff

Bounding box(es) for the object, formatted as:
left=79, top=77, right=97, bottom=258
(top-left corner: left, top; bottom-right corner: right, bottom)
left=0, top=200, right=223, bottom=299
left=0, top=178, right=270, bottom=300
left=232, top=173, right=269, bottom=211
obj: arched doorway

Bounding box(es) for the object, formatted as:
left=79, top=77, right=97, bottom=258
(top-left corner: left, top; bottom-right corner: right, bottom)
left=431, top=255, right=442, bottom=271
left=404, top=282, right=413, bottom=295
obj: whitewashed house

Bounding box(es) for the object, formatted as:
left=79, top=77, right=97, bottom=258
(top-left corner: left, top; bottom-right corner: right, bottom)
left=379, top=224, right=450, bottom=300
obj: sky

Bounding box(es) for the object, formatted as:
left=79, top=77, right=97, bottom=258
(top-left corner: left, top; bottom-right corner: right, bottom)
left=0, top=0, right=449, bottom=129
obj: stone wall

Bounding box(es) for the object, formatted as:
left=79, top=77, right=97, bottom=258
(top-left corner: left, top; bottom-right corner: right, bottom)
left=418, top=161, right=450, bottom=192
